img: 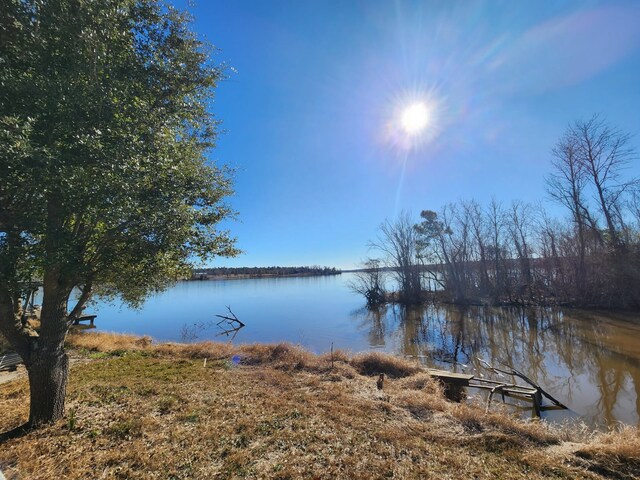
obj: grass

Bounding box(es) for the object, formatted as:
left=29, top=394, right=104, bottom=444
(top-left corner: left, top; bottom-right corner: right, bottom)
left=0, top=331, right=638, bottom=479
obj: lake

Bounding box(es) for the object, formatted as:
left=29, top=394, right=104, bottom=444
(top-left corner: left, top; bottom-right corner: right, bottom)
left=85, top=273, right=640, bottom=429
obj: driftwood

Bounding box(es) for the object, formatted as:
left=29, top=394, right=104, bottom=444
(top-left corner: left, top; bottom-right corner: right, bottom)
left=216, top=306, right=245, bottom=328
left=215, top=306, right=245, bottom=340
left=179, top=306, right=246, bottom=342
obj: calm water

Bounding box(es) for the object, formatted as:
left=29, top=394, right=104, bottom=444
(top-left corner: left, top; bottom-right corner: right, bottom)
left=86, top=273, right=640, bottom=428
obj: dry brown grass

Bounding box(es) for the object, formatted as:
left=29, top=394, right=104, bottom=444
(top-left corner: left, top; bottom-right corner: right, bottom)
left=66, top=332, right=355, bottom=374
left=586, top=425, right=640, bottom=459
left=67, top=331, right=159, bottom=352
left=571, top=426, right=640, bottom=479
left=350, top=351, right=422, bottom=378
left=0, top=331, right=637, bottom=479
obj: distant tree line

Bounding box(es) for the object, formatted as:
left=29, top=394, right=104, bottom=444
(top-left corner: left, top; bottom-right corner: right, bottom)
left=357, top=116, right=640, bottom=310
left=192, top=266, right=341, bottom=279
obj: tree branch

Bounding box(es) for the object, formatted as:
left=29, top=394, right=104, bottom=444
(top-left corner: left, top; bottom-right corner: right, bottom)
left=67, top=283, right=93, bottom=327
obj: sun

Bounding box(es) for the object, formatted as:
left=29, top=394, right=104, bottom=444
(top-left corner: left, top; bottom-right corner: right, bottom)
left=382, top=91, right=442, bottom=152
left=400, top=102, right=430, bottom=135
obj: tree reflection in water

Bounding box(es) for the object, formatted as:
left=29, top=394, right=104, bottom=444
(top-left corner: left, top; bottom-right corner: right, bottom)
left=351, top=304, right=640, bottom=428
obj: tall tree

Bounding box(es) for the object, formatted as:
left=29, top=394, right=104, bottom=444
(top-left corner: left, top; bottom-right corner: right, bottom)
left=371, top=212, right=422, bottom=304
left=507, top=201, right=534, bottom=297
left=463, top=200, right=490, bottom=296
left=548, top=115, right=639, bottom=307
left=572, top=115, right=636, bottom=250
left=415, top=208, right=468, bottom=303
left=547, top=131, right=591, bottom=296
left=0, top=0, right=238, bottom=427
left=486, top=198, right=506, bottom=299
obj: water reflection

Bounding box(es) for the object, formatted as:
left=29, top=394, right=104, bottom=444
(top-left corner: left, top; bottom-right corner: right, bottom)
left=352, top=305, right=388, bottom=348
left=352, top=304, right=640, bottom=428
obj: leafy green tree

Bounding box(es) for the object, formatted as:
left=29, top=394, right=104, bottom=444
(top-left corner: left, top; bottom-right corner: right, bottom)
left=0, top=0, right=238, bottom=427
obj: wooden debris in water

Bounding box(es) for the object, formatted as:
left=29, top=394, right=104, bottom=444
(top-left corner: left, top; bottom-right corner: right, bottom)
left=216, top=306, right=245, bottom=340
left=474, top=358, right=568, bottom=417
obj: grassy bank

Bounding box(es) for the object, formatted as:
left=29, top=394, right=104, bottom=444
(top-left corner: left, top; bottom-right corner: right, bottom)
left=0, top=332, right=638, bottom=479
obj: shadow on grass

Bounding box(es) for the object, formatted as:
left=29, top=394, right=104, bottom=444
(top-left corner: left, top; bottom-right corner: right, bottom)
left=0, top=423, right=32, bottom=443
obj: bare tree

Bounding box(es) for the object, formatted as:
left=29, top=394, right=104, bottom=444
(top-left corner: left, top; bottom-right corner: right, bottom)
left=415, top=206, right=469, bottom=303
left=571, top=115, right=637, bottom=250
left=506, top=201, right=535, bottom=300
left=547, top=130, right=593, bottom=295
left=547, top=115, right=640, bottom=307
left=486, top=198, right=507, bottom=300
left=360, top=114, right=640, bottom=310
left=536, top=206, right=566, bottom=299
left=464, top=200, right=491, bottom=297
left=370, top=212, right=422, bottom=304
left=348, top=258, right=386, bottom=307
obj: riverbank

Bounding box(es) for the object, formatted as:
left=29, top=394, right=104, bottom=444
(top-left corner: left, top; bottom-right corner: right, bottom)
left=0, top=332, right=638, bottom=479
left=379, top=289, right=640, bottom=312
left=190, top=266, right=341, bottom=281
left=189, top=272, right=342, bottom=281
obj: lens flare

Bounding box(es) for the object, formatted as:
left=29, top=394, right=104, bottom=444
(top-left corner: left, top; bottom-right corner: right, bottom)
left=400, top=102, right=430, bottom=135
left=382, top=91, right=443, bottom=153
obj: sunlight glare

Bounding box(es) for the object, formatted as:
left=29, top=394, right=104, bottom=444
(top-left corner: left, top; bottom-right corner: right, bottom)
left=382, top=89, right=443, bottom=153
left=400, top=102, right=430, bottom=135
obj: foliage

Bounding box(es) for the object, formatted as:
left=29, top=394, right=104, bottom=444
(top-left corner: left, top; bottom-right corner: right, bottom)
left=0, top=0, right=238, bottom=425
left=1, top=0, right=238, bottom=303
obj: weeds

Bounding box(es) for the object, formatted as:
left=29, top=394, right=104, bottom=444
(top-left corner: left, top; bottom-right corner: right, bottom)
left=66, top=408, right=77, bottom=432
left=157, top=396, right=178, bottom=414
left=108, top=418, right=144, bottom=440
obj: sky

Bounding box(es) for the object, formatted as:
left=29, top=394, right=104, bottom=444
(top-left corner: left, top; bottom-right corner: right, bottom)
left=178, top=0, right=640, bottom=269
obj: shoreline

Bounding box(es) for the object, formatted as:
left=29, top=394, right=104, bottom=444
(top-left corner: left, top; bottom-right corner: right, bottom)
left=187, top=272, right=342, bottom=281
left=376, top=290, right=640, bottom=314
left=1, top=332, right=638, bottom=479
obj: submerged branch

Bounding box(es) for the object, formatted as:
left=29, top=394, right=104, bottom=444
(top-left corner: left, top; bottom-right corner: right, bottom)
left=215, top=305, right=245, bottom=327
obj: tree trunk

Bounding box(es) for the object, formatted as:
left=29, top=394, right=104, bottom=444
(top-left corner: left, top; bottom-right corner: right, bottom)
left=26, top=266, right=73, bottom=426
left=27, top=349, right=69, bottom=426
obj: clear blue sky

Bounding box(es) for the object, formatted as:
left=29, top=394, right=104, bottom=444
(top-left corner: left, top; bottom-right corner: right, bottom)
left=180, top=0, right=640, bottom=269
